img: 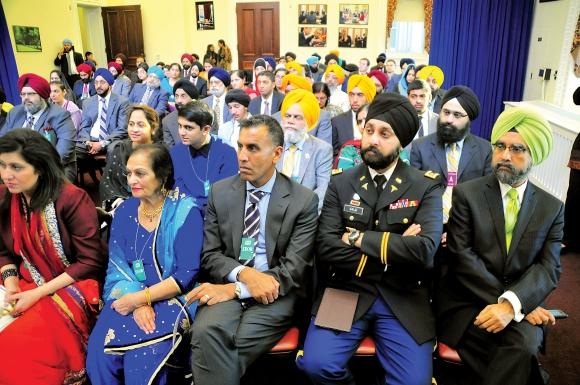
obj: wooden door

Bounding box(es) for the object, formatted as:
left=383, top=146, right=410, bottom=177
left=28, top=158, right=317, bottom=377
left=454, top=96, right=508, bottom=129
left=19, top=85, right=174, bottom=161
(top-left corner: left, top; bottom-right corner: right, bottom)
left=101, top=5, right=144, bottom=70
left=236, top=2, right=279, bottom=71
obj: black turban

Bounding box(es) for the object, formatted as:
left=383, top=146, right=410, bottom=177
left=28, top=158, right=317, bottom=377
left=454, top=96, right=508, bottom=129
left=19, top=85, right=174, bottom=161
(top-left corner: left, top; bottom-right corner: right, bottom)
left=173, top=79, right=199, bottom=99
left=225, top=89, right=250, bottom=107
left=440, top=85, right=481, bottom=120
left=366, top=93, right=419, bottom=148
left=192, top=62, right=204, bottom=73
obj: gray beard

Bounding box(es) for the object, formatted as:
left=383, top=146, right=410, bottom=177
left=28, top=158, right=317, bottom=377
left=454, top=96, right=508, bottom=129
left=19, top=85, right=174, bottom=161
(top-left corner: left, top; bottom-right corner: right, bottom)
left=24, top=99, right=46, bottom=115
left=493, top=161, right=531, bottom=186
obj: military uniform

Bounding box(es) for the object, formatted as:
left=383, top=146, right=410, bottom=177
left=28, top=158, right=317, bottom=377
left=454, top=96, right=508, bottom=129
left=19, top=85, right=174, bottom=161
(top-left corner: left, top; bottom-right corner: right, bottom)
left=297, top=160, right=443, bottom=385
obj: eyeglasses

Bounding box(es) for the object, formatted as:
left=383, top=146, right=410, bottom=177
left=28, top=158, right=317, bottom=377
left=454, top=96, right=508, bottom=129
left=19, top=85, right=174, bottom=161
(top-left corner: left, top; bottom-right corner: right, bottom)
left=20, top=92, right=38, bottom=98
left=441, top=108, right=468, bottom=119
left=492, top=142, right=528, bottom=154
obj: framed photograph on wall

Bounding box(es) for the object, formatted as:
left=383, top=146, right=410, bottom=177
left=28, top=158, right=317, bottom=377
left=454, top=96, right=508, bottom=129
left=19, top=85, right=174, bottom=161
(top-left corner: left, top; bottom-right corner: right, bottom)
left=298, top=27, right=327, bottom=47
left=339, top=4, right=369, bottom=25
left=13, top=25, right=42, bottom=52
left=338, top=27, right=367, bottom=48
left=298, top=4, right=328, bottom=25
left=196, top=1, right=215, bottom=30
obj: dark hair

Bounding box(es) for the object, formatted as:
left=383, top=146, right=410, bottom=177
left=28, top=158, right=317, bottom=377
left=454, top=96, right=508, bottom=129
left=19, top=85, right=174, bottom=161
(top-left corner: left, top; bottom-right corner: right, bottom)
left=192, top=53, right=200, bottom=60
left=137, top=62, right=149, bottom=72
left=274, top=68, right=287, bottom=78
left=257, top=70, right=275, bottom=82
left=400, top=58, right=415, bottom=69
left=218, top=39, right=225, bottom=46
left=128, top=143, right=174, bottom=192
left=231, top=69, right=248, bottom=82
left=85, top=51, right=93, bottom=59
left=239, top=115, right=284, bottom=148
left=285, top=52, right=297, bottom=60
left=206, top=44, right=214, bottom=53
left=156, top=61, right=165, bottom=67
left=356, top=104, right=370, bottom=121
left=0, top=129, right=65, bottom=211
left=169, top=62, right=182, bottom=72
left=360, top=58, right=370, bottom=66
left=49, top=70, right=68, bottom=84
left=127, top=104, right=160, bottom=140
left=407, top=79, right=430, bottom=95
left=312, top=81, right=331, bottom=107
left=114, top=53, right=128, bottom=65
left=177, top=101, right=213, bottom=128
left=50, top=80, right=66, bottom=92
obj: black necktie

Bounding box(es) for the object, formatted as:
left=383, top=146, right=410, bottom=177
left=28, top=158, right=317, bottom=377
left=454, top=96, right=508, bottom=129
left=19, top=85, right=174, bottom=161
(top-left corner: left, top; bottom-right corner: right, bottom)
left=417, top=119, right=425, bottom=137
left=241, top=190, right=266, bottom=267
left=374, top=175, right=386, bottom=196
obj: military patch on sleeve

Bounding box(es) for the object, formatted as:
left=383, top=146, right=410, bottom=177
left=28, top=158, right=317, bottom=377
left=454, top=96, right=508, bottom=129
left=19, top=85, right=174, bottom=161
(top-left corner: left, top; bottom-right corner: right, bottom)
left=332, top=168, right=343, bottom=176
left=424, top=170, right=440, bottom=179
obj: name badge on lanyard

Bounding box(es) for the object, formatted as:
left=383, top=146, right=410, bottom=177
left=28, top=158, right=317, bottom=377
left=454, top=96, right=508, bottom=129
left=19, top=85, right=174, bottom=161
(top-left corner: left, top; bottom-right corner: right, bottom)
left=204, top=180, right=210, bottom=197
left=447, top=171, right=457, bottom=187
left=132, top=260, right=147, bottom=281
left=240, top=237, right=256, bottom=261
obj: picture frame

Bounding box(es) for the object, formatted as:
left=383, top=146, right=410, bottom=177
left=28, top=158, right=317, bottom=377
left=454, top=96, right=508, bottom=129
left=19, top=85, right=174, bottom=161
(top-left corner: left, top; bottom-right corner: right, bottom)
left=196, top=1, right=215, bottom=30
left=338, top=27, right=368, bottom=48
left=298, top=4, right=328, bottom=25
left=339, top=4, right=369, bottom=25
left=298, top=27, right=327, bottom=47
left=12, top=25, right=42, bottom=52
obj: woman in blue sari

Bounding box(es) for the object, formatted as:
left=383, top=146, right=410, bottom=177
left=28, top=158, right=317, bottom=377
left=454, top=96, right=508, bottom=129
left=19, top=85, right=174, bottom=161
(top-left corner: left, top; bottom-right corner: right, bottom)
left=87, top=143, right=203, bottom=385
left=397, top=64, right=416, bottom=95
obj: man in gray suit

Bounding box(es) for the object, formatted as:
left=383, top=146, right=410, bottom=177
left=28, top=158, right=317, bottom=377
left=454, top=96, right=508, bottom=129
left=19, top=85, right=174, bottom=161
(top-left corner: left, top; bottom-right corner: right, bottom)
left=187, top=115, right=319, bottom=385
left=76, top=68, right=130, bottom=160
left=407, top=79, right=439, bottom=140
left=201, top=67, right=232, bottom=132
left=2, top=73, right=76, bottom=180
left=162, top=78, right=199, bottom=147
left=276, top=89, right=332, bottom=212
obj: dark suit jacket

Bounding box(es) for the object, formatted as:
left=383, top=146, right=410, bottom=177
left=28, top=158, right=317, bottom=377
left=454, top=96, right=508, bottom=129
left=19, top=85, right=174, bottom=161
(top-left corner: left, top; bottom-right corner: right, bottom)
left=78, top=93, right=130, bottom=143
left=128, top=83, right=169, bottom=117
left=314, top=162, right=444, bottom=344
left=72, top=79, right=97, bottom=103
left=189, top=76, right=207, bottom=98
left=162, top=110, right=179, bottom=147
left=437, top=175, right=564, bottom=346
left=331, top=110, right=355, bottom=156
left=248, top=92, right=285, bottom=116
left=410, top=133, right=493, bottom=185
left=432, top=88, right=446, bottom=114
left=2, top=104, right=76, bottom=163
left=201, top=172, right=319, bottom=298
left=54, top=50, right=83, bottom=77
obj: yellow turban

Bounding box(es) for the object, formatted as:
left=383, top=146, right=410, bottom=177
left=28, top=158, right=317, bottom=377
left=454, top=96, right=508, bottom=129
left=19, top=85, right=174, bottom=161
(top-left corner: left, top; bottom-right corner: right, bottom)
left=285, top=61, right=304, bottom=76
left=417, top=65, right=445, bottom=87
left=324, top=64, right=345, bottom=85
left=281, top=89, right=320, bottom=131
left=329, top=49, right=340, bottom=58
left=347, top=74, right=377, bottom=103
left=280, top=74, right=312, bottom=92
left=490, top=107, right=553, bottom=165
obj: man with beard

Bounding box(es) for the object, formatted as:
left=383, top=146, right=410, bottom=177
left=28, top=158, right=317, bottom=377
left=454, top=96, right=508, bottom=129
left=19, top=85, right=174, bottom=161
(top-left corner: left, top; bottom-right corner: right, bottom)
left=108, top=61, right=131, bottom=97
left=410, top=85, right=492, bottom=225
left=436, top=108, right=562, bottom=385
left=128, top=66, right=169, bottom=118
left=331, top=74, right=376, bottom=156
left=77, top=68, right=130, bottom=160
left=54, top=38, right=84, bottom=87
left=188, top=62, right=207, bottom=98
left=297, top=93, right=444, bottom=385
left=324, top=64, right=351, bottom=113
left=162, top=78, right=199, bottom=147
left=72, top=63, right=96, bottom=104
left=218, top=89, right=251, bottom=148
left=201, top=67, right=232, bottom=131
left=2, top=73, right=76, bottom=180
left=276, top=89, right=332, bottom=212
left=181, top=53, right=195, bottom=78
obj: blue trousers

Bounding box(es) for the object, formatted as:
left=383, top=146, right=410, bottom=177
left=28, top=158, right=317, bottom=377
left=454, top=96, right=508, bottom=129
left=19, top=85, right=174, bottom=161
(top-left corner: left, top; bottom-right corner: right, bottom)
left=297, top=297, right=433, bottom=385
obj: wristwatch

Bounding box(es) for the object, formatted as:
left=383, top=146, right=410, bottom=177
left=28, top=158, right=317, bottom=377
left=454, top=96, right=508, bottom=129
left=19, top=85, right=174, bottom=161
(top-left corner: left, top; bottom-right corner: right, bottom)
left=234, top=282, right=243, bottom=299
left=348, top=230, right=361, bottom=246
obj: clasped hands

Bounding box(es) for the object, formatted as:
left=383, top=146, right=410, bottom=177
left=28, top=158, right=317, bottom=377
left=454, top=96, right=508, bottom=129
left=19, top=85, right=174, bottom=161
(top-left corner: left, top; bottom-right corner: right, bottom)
left=4, top=287, right=43, bottom=317
left=111, top=292, right=156, bottom=335
left=474, top=303, right=555, bottom=333
left=185, top=268, right=280, bottom=306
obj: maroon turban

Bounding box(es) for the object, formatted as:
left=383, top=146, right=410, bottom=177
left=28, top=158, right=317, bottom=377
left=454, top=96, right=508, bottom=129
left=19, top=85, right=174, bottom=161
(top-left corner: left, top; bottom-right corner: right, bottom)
left=181, top=53, right=194, bottom=63
left=76, top=63, right=93, bottom=75
left=108, top=61, right=123, bottom=73
left=368, top=70, right=388, bottom=89
left=18, top=73, right=50, bottom=99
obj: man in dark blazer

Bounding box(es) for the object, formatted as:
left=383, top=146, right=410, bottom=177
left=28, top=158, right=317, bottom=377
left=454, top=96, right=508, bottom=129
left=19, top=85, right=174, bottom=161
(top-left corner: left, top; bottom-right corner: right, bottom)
left=162, top=79, right=199, bottom=147
left=188, top=62, right=207, bottom=98
left=76, top=68, right=130, bottom=160
left=2, top=73, right=76, bottom=180
left=437, top=107, right=563, bottom=385
left=201, top=67, right=232, bottom=132
left=54, top=38, right=84, bottom=87
left=128, top=66, right=169, bottom=118
left=331, top=74, right=377, bottom=156
left=407, top=79, right=439, bottom=140
left=72, top=63, right=96, bottom=105
left=248, top=71, right=285, bottom=116
left=297, top=94, right=443, bottom=385
left=187, top=115, right=319, bottom=385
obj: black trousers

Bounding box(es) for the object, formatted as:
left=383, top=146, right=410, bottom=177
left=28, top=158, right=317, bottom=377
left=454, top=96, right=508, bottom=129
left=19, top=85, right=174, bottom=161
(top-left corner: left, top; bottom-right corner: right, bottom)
left=564, top=168, right=580, bottom=251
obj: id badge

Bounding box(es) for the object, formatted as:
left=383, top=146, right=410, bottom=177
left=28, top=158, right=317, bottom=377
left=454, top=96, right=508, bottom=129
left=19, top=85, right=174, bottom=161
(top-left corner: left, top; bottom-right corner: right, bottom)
left=239, top=237, right=256, bottom=261
left=204, top=180, right=210, bottom=197
left=447, top=171, right=457, bottom=187
left=133, top=259, right=147, bottom=281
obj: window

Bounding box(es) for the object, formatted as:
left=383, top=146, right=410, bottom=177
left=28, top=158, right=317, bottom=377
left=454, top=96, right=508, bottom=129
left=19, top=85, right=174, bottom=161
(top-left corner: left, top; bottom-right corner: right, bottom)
left=388, top=21, right=425, bottom=54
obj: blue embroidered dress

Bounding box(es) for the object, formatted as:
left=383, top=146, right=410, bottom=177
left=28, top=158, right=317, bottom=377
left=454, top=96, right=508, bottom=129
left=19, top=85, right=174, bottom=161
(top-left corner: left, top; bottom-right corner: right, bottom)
left=86, top=194, right=203, bottom=385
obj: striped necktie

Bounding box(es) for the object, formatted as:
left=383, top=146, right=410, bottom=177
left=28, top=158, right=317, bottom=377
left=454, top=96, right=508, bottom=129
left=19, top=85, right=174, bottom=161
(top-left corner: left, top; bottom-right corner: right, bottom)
left=505, top=188, right=519, bottom=251
left=98, top=97, right=108, bottom=140
left=214, top=99, right=221, bottom=126
left=442, top=143, right=459, bottom=223
left=141, top=87, right=153, bottom=105
left=241, top=189, right=266, bottom=267
left=24, top=115, right=35, bottom=129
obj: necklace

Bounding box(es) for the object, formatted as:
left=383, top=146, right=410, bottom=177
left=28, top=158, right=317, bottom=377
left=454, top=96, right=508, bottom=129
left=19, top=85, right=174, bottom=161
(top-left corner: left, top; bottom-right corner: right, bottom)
left=139, top=200, right=164, bottom=222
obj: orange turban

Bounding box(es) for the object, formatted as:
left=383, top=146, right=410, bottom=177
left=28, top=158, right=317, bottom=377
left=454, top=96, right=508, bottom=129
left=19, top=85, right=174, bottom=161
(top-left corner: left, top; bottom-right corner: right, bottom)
left=347, top=74, right=377, bottom=103
left=280, top=74, right=312, bottom=92
left=285, top=61, right=304, bottom=76
left=417, top=65, right=445, bottom=87
left=281, top=89, right=320, bottom=131
left=324, top=64, right=345, bottom=85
